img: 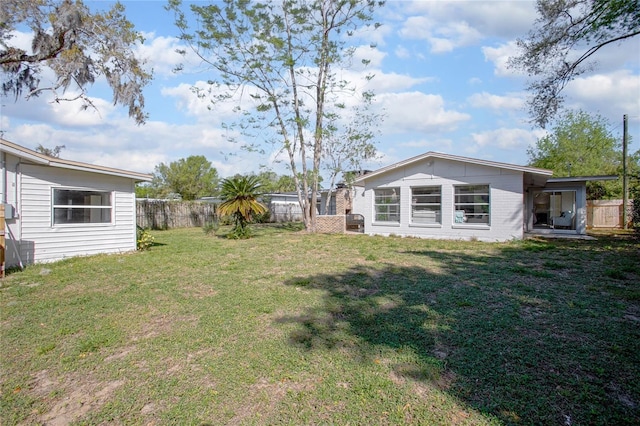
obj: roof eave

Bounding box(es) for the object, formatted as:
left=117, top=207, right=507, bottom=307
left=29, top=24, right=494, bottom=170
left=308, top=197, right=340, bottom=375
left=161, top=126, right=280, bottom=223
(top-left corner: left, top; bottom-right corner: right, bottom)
left=2, top=138, right=152, bottom=182
left=50, top=161, right=153, bottom=182
left=354, top=151, right=553, bottom=183
left=546, top=175, right=618, bottom=183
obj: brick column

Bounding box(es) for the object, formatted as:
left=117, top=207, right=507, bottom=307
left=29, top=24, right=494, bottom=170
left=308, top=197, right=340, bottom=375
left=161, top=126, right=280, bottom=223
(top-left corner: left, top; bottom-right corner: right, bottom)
left=335, top=187, right=351, bottom=215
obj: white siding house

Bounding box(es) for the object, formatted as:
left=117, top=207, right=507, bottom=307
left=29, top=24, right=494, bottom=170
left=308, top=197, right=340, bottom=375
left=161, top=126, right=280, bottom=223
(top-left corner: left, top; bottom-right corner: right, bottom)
left=1, top=139, right=151, bottom=267
left=352, top=152, right=558, bottom=242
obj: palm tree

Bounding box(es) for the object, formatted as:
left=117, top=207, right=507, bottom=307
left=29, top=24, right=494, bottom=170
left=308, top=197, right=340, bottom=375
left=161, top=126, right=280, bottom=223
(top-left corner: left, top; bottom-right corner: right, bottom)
left=218, top=175, right=268, bottom=238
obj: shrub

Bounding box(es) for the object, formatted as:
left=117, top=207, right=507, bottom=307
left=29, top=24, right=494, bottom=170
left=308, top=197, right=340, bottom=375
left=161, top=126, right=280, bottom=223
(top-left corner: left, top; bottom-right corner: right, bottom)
left=203, top=220, right=219, bottom=236
left=136, top=226, right=154, bottom=250
left=218, top=214, right=234, bottom=226
left=225, top=225, right=253, bottom=239
left=253, top=209, right=271, bottom=223
left=632, top=197, right=640, bottom=230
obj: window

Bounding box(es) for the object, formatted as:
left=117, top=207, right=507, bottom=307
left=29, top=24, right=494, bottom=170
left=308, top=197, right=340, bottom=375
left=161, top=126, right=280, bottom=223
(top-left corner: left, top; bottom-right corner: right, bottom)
left=53, top=189, right=112, bottom=225
left=454, top=185, right=490, bottom=225
left=411, top=186, right=441, bottom=224
left=374, top=188, right=400, bottom=223
left=318, top=196, right=336, bottom=215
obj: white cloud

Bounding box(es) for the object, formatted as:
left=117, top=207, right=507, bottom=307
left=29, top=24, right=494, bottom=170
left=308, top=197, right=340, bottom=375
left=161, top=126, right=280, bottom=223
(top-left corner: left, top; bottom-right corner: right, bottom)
left=2, top=87, right=119, bottom=128
left=394, top=1, right=536, bottom=54
left=401, top=1, right=537, bottom=40
left=350, top=22, right=392, bottom=48
left=482, top=41, right=524, bottom=77
left=351, top=45, right=387, bottom=70
left=50, top=96, right=117, bottom=126
left=398, top=16, right=434, bottom=41
left=399, top=137, right=454, bottom=151
left=369, top=71, right=434, bottom=93
left=137, top=33, right=192, bottom=78
left=2, top=124, right=58, bottom=150
left=0, top=114, right=9, bottom=133
left=76, top=150, right=167, bottom=175
left=161, top=83, right=213, bottom=119
left=398, top=16, right=482, bottom=53
left=394, top=45, right=410, bottom=59
left=434, top=21, right=483, bottom=53
left=471, top=127, right=546, bottom=151
left=467, top=92, right=525, bottom=111
left=565, top=70, right=640, bottom=122
left=161, top=81, right=262, bottom=125
left=330, top=68, right=434, bottom=97
left=4, top=113, right=246, bottom=175
left=584, top=37, right=640, bottom=72
left=377, top=92, right=470, bottom=134
left=5, top=30, right=34, bottom=51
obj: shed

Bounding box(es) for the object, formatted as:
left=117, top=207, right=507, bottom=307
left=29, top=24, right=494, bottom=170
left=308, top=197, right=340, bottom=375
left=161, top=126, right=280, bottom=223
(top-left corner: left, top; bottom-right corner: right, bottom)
left=1, top=138, right=152, bottom=267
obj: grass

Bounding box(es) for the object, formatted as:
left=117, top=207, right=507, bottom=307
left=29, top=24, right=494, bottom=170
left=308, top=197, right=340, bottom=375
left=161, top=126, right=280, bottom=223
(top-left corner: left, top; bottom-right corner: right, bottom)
left=1, top=224, right=639, bottom=425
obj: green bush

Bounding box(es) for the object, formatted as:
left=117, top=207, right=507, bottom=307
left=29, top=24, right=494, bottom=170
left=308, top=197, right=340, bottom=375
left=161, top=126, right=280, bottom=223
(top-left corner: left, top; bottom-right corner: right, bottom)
left=632, top=197, right=640, bottom=230
left=225, top=225, right=253, bottom=239
left=253, top=209, right=271, bottom=223
left=203, top=220, right=219, bottom=236
left=136, top=226, right=155, bottom=250
left=217, top=214, right=234, bottom=226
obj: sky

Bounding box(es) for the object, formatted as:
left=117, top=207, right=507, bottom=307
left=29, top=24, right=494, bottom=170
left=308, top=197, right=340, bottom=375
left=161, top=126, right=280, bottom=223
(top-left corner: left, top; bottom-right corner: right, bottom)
left=1, top=0, right=639, bottom=181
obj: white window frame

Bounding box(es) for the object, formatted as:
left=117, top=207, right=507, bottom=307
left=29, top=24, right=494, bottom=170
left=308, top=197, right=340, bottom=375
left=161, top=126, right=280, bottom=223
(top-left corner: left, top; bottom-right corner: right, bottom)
left=453, top=184, right=490, bottom=226
left=52, top=188, right=114, bottom=226
left=374, top=187, right=400, bottom=224
left=410, top=186, right=441, bottom=226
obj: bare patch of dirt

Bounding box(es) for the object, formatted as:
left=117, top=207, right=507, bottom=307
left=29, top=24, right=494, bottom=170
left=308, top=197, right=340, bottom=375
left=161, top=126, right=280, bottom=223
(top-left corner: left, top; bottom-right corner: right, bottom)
left=434, top=370, right=457, bottom=391
left=103, top=346, right=136, bottom=362
left=226, top=376, right=318, bottom=425
left=132, top=313, right=198, bottom=341
left=27, top=370, right=125, bottom=426
left=140, top=401, right=158, bottom=415
left=388, top=366, right=469, bottom=424
left=42, top=379, right=125, bottom=425
left=30, top=370, right=57, bottom=396
left=432, top=340, right=449, bottom=360
left=182, top=285, right=218, bottom=299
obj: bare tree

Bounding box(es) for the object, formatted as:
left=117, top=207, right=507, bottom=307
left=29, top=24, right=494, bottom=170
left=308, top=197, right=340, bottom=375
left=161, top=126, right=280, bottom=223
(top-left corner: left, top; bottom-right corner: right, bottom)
left=168, top=0, right=384, bottom=232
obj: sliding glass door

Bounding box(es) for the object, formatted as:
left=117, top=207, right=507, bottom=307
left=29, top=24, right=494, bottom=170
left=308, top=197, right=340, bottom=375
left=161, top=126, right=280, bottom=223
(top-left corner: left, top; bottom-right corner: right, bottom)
left=532, top=190, right=576, bottom=230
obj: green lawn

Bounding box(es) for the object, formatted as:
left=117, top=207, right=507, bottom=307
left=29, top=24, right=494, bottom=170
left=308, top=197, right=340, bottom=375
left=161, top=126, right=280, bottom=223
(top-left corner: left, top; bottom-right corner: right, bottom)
left=1, top=225, right=639, bottom=425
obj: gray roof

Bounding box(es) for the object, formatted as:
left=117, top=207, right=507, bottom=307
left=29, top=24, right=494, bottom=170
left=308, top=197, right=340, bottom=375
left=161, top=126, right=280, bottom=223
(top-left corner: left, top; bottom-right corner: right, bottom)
left=1, top=138, right=152, bottom=182
left=546, top=175, right=618, bottom=183
left=354, top=151, right=553, bottom=184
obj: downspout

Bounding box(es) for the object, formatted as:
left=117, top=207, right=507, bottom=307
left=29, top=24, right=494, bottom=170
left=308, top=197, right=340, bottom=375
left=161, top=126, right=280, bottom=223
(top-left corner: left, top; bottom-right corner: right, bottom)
left=15, top=160, right=20, bottom=214
left=1, top=150, right=6, bottom=204
left=12, top=160, right=24, bottom=269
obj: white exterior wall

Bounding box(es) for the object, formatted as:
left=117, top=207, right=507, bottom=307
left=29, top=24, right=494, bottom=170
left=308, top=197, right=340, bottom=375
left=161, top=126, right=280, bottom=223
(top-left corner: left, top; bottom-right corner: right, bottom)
left=351, top=186, right=366, bottom=217
left=355, top=158, right=525, bottom=242
left=3, top=159, right=138, bottom=266
left=2, top=152, right=22, bottom=266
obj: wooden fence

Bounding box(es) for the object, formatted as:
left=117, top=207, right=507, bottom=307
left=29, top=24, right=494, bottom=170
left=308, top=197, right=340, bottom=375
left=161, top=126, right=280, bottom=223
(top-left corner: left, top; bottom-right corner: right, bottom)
left=136, top=200, right=217, bottom=230
left=587, top=199, right=633, bottom=229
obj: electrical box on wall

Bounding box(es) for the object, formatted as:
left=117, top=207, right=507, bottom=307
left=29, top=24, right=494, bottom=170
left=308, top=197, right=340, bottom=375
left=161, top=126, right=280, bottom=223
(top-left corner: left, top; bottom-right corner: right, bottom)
left=4, top=204, right=15, bottom=219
